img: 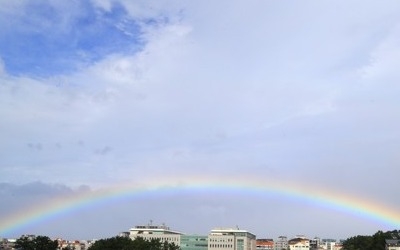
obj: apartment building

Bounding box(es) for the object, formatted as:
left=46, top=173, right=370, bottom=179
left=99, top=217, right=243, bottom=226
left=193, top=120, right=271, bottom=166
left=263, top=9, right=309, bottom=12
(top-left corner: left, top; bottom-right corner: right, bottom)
left=320, top=239, right=337, bottom=250
left=288, top=236, right=310, bottom=250
left=0, top=238, right=16, bottom=250
left=256, top=239, right=274, bottom=249
left=57, top=239, right=87, bottom=250
left=275, top=236, right=288, bottom=250
left=386, top=239, right=400, bottom=250
left=310, top=237, right=320, bottom=250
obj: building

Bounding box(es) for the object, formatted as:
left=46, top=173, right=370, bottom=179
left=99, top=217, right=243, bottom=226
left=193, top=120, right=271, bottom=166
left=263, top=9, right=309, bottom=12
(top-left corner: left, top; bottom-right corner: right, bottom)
left=275, top=236, right=288, bottom=250
left=386, top=239, right=400, bottom=250
left=310, top=237, right=320, bottom=250
left=208, top=228, right=256, bottom=250
left=128, top=223, right=257, bottom=250
left=320, top=239, right=337, bottom=250
left=333, top=243, right=343, bottom=250
left=57, top=239, right=87, bottom=250
left=129, top=223, right=183, bottom=246
left=0, top=238, right=16, bottom=250
left=180, top=235, right=208, bottom=250
left=288, top=236, right=310, bottom=250
left=256, top=239, right=274, bottom=250
left=118, top=231, right=130, bottom=237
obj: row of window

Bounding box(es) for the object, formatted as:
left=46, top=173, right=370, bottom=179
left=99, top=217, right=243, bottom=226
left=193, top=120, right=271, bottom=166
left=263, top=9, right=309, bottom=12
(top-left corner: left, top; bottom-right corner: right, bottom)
left=209, top=244, right=233, bottom=248
left=209, top=238, right=234, bottom=242
left=139, top=236, right=179, bottom=242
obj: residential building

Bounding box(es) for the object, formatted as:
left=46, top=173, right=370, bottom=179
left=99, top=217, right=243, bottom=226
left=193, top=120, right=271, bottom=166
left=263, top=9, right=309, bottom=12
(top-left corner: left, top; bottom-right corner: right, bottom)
left=0, top=238, right=16, bottom=250
left=208, top=228, right=256, bottom=250
left=333, top=242, right=343, bottom=250
left=256, top=239, right=274, bottom=250
left=310, top=237, right=320, bottom=250
left=275, top=236, right=288, bottom=250
left=321, top=239, right=336, bottom=250
left=288, top=236, right=310, bottom=250
left=386, top=239, right=400, bottom=250
left=58, top=239, right=87, bottom=250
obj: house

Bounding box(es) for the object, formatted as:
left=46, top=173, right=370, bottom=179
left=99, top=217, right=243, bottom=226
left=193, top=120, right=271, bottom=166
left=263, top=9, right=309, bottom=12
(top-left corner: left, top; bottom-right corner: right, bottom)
left=386, top=239, right=400, bottom=250
left=256, top=239, right=274, bottom=250
left=288, top=236, right=310, bottom=250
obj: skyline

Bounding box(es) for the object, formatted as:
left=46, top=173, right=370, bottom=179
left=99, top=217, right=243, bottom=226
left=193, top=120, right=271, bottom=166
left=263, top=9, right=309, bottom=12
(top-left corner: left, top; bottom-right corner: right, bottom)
left=1, top=0, right=400, bottom=240
left=1, top=178, right=400, bottom=239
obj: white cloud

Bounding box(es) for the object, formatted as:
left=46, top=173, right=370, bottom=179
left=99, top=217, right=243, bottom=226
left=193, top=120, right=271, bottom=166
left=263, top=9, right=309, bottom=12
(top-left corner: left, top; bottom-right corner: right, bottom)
left=360, top=24, right=400, bottom=81
left=1, top=0, right=400, bottom=238
left=90, top=0, right=113, bottom=13
left=1, top=0, right=399, bottom=186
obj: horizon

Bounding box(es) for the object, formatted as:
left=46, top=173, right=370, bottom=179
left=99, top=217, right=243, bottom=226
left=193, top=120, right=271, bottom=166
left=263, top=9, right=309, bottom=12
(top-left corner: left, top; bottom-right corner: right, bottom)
left=1, top=222, right=393, bottom=242
left=1, top=179, right=398, bottom=240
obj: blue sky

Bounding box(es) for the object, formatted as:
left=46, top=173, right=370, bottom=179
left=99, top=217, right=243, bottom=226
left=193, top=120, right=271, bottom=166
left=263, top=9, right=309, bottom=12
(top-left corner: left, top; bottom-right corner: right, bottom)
left=1, top=0, right=400, bottom=240
left=0, top=1, right=143, bottom=76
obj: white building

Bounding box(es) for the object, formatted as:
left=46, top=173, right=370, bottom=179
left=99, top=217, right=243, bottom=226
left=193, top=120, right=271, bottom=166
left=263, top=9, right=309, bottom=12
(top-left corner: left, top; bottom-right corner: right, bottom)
left=208, top=228, right=256, bottom=250
left=386, top=239, right=400, bottom=250
left=320, top=239, right=337, bottom=250
left=128, top=223, right=257, bottom=250
left=288, top=236, right=310, bottom=250
left=58, top=240, right=87, bottom=250
left=275, top=236, right=288, bottom=250
left=310, top=237, right=320, bottom=250
left=129, top=224, right=183, bottom=246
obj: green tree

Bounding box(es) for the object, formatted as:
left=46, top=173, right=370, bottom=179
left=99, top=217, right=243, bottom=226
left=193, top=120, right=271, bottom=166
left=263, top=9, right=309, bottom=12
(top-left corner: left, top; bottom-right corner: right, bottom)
left=342, top=229, right=400, bottom=250
left=15, top=235, right=58, bottom=250
left=341, top=235, right=372, bottom=250
left=88, top=236, right=180, bottom=250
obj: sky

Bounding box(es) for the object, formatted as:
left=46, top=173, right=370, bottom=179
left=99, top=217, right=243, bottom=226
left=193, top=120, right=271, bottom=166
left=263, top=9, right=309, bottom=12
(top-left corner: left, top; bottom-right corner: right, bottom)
left=1, top=0, right=400, bottom=241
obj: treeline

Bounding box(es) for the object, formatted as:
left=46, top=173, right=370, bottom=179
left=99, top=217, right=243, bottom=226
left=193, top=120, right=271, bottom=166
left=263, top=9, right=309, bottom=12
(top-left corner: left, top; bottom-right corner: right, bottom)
left=342, top=229, right=400, bottom=250
left=11, top=229, right=400, bottom=250
left=88, top=236, right=180, bottom=250
left=14, top=235, right=58, bottom=250
left=11, top=235, right=180, bottom=250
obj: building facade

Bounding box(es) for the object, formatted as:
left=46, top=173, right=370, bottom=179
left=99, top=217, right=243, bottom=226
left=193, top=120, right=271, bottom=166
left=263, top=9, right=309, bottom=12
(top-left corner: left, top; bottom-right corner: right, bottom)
left=256, top=239, right=274, bottom=250
left=310, top=237, right=320, bottom=250
left=386, top=239, right=400, bottom=250
left=129, top=224, right=256, bottom=250
left=288, top=237, right=310, bottom=250
left=320, top=239, right=337, bottom=250
left=180, top=235, right=209, bottom=250
left=275, top=236, right=288, bottom=250
left=129, top=224, right=183, bottom=246
left=208, top=228, right=256, bottom=250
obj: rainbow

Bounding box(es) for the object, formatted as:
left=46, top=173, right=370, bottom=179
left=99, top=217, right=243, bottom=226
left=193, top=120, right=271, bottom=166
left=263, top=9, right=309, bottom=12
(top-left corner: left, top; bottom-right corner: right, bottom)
left=1, top=177, right=399, bottom=237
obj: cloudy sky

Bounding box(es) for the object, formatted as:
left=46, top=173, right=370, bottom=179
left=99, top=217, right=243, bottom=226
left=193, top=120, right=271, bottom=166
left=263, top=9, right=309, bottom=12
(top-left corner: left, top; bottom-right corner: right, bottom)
left=1, top=0, right=400, bottom=241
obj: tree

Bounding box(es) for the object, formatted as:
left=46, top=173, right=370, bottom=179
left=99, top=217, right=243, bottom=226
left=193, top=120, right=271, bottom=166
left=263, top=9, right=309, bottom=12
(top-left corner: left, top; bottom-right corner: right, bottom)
left=341, top=235, right=372, bottom=250
left=15, top=235, right=58, bottom=250
left=87, top=236, right=180, bottom=250
left=341, top=230, right=400, bottom=250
